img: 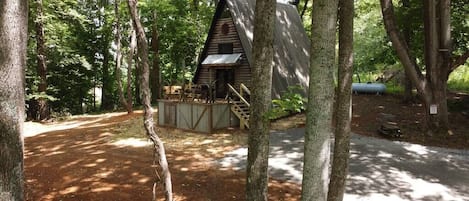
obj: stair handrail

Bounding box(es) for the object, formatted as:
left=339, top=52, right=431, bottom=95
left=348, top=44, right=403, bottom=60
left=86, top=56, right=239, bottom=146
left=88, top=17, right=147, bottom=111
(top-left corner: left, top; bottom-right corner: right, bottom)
left=227, top=83, right=250, bottom=107
left=240, top=83, right=251, bottom=97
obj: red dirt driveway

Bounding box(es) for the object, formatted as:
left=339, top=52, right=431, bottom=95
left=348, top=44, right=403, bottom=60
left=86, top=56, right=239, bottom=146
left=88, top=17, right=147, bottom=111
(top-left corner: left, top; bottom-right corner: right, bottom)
left=24, top=111, right=300, bottom=201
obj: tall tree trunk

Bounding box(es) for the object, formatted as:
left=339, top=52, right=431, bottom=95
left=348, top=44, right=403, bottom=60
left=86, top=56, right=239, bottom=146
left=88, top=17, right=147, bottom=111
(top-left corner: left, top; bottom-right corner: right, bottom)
left=401, top=0, right=414, bottom=103
left=0, top=1, right=28, bottom=200
left=327, top=0, right=353, bottom=201
left=246, top=0, right=276, bottom=200
left=114, top=0, right=132, bottom=114
left=101, top=40, right=113, bottom=110
left=101, top=3, right=113, bottom=111
left=34, top=0, right=49, bottom=120
left=380, top=0, right=451, bottom=134
left=134, top=56, right=141, bottom=105
left=301, top=0, right=339, bottom=200
left=128, top=27, right=137, bottom=110
left=424, top=0, right=451, bottom=133
left=127, top=1, right=173, bottom=201
left=150, top=11, right=161, bottom=102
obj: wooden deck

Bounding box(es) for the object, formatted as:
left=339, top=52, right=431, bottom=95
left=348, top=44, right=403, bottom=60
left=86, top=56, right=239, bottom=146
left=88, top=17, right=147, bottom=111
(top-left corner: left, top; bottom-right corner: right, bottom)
left=157, top=100, right=239, bottom=133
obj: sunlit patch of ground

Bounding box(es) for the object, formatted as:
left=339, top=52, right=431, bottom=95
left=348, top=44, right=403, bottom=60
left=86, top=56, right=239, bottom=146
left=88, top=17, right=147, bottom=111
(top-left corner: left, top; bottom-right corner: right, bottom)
left=24, top=111, right=136, bottom=137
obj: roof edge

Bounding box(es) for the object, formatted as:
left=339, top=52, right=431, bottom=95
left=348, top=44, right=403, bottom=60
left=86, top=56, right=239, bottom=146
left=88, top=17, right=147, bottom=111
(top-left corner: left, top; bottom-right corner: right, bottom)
left=193, top=0, right=227, bottom=83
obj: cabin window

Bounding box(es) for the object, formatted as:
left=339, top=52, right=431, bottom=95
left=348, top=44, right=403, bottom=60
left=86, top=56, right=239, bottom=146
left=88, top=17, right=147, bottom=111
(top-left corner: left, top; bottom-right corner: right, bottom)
left=218, top=43, right=233, bottom=54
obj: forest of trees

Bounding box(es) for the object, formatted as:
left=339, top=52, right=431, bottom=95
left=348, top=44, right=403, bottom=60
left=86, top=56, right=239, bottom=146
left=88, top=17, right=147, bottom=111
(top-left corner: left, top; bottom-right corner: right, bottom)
left=1, top=0, right=468, bottom=200
left=21, top=0, right=468, bottom=132
left=25, top=0, right=215, bottom=120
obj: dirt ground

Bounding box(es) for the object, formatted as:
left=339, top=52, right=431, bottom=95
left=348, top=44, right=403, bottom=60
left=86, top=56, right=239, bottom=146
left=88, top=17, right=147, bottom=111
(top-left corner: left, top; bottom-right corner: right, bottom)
left=23, top=92, right=469, bottom=201
left=351, top=92, right=469, bottom=149
left=24, top=112, right=300, bottom=201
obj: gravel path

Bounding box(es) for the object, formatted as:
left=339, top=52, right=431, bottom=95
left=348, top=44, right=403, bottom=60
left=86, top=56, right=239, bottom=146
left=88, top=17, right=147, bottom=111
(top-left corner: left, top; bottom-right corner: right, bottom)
left=218, top=128, right=469, bottom=201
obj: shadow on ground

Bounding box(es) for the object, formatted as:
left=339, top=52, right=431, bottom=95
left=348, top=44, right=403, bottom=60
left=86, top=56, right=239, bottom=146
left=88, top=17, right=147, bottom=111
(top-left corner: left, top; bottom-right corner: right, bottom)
left=24, top=112, right=300, bottom=201
left=218, top=128, right=469, bottom=201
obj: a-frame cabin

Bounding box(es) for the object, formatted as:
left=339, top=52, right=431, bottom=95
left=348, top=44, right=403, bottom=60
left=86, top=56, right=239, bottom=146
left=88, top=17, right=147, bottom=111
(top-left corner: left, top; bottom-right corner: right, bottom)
left=194, top=0, right=311, bottom=99
left=158, top=0, right=311, bottom=132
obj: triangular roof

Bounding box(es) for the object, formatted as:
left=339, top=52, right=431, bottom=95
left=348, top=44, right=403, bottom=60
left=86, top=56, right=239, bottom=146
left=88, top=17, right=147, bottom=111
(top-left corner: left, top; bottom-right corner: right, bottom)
left=195, top=0, right=310, bottom=98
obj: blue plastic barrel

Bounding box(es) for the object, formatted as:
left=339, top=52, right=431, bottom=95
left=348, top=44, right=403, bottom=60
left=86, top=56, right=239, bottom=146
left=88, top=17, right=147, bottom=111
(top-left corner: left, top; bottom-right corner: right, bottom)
left=352, top=83, right=386, bottom=94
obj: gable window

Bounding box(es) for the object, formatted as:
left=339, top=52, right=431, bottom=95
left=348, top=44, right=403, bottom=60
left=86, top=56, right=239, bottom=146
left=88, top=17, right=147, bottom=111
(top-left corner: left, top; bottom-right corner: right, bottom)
left=218, top=43, right=233, bottom=54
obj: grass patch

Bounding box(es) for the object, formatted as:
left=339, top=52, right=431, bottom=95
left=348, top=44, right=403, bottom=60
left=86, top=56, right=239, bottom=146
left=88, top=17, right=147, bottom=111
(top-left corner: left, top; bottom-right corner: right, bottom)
left=448, top=65, right=469, bottom=93
left=385, top=83, right=404, bottom=94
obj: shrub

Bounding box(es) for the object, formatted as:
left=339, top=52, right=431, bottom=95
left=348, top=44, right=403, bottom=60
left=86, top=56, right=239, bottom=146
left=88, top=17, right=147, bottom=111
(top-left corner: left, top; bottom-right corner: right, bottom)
left=269, top=85, right=306, bottom=120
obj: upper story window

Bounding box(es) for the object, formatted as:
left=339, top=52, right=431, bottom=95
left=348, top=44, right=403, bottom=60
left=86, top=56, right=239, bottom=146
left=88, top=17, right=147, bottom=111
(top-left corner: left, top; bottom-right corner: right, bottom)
left=218, top=43, right=233, bottom=54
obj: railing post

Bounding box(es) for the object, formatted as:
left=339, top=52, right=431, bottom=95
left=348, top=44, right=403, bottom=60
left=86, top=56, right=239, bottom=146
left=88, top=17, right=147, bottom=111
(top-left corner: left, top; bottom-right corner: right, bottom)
left=240, top=84, right=243, bottom=98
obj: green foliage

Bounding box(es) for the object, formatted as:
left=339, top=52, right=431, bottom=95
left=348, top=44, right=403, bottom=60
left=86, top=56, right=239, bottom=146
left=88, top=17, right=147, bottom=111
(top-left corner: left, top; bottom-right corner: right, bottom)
left=451, top=0, right=469, bottom=56
left=384, top=83, right=404, bottom=94
left=27, top=0, right=95, bottom=115
left=352, top=0, right=469, bottom=97
left=448, top=65, right=469, bottom=93
left=140, top=0, right=215, bottom=85
left=269, top=86, right=306, bottom=120
left=25, top=0, right=216, bottom=115
left=26, top=92, right=58, bottom=102
left=354, top=0, right=397, bottom=74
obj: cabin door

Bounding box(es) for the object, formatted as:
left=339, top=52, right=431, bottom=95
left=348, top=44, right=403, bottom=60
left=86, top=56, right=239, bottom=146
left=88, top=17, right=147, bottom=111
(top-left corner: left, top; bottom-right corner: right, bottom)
left=215, top=69, right=234, bottom=98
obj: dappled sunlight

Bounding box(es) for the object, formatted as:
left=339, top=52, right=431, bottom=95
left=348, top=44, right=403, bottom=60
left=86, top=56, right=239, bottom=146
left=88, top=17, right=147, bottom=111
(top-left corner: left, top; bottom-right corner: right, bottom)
left=112, top=138, right=152, bottom=147
left=218, top=129, right=469, bottom=201
left=28, top=107, right=468, bottom=200
left=347, top=135, right=469, bottom=201
left=25, top=109, right=297, bottom=200
left=59, top=186, right=80, bottom=194
left=390, top=169, right=465, bottom=201
left=91, top=186, right=114, bottom=193
left=403, top=143, right=434, bottom=155
left=24, top=111, right=140, bottom=137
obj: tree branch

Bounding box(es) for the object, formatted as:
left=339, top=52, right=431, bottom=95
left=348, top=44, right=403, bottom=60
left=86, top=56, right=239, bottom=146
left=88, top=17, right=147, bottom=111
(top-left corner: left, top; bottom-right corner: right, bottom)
left=450, top=50, right=469, bottom=73
left=380, top=0, right=425, bottom=93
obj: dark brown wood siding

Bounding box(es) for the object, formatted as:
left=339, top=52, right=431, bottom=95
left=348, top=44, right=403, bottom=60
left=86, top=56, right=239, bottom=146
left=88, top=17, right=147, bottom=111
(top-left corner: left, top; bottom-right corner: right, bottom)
left=196, top=17, right=251, bottom=89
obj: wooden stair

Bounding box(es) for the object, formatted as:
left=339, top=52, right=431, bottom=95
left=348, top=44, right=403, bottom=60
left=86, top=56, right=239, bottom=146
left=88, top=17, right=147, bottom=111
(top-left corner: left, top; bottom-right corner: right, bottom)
left=227, top=83, right=250, bottom=129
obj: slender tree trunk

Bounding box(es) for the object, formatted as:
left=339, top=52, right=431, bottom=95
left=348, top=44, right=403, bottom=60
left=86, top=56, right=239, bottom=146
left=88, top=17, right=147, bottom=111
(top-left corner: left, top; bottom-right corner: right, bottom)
left=301, top=0, right=339, bottom=200
left=100, top=2, right=113, bottom=111
left=114, top=0, right=133, bottom=114
left=150, top=11, right=161, bottom=102
left=246, top=0, right=276, bottom=200
left=101, top=40, right=113, bottom=110
left=127, top=1, right=173, bottom=201
left=401, top=0, right=414, bottom=103
left=134, top=56, right=141, bottom=105
left=0, top=1, right=28, bottom=200
left=34, top=0, right=49, bottom=120
left=327, top=0, right=353, bottom=201
left=127, top=27, right=136, bottom=110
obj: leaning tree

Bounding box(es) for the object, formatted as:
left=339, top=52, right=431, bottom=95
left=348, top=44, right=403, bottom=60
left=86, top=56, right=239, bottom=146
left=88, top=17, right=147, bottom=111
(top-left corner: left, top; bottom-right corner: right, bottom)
left=127, top=0, right=173, bottom=200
